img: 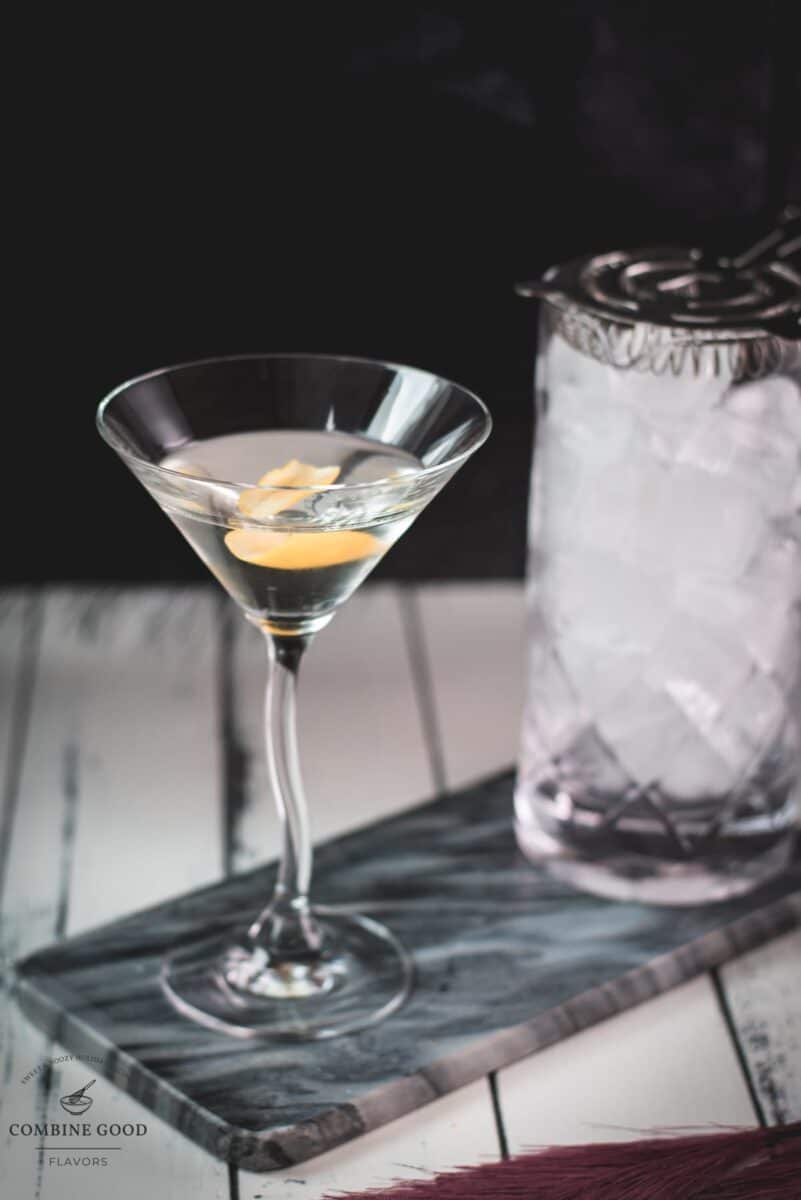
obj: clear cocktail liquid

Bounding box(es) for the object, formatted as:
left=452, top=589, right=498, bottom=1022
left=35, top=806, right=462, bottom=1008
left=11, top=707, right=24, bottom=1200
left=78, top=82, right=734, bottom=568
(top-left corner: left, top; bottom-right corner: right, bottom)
left=160, top=430, right=420, bottom=632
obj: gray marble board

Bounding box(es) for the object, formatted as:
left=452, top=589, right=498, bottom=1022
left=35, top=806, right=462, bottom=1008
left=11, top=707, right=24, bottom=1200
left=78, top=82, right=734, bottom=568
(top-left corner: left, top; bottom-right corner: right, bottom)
left=14, top=770, right=801, bottom=1171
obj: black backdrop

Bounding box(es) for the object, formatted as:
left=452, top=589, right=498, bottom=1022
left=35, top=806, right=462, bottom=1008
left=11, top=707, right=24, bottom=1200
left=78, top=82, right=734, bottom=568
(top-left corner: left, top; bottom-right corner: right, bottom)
left=17, top=3, right=799, bottom=583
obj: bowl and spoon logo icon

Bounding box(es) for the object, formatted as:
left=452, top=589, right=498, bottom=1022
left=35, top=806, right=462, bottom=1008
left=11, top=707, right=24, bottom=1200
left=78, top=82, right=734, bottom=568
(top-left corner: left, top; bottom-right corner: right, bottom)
left=59, top=1079, right=96, bottom=1116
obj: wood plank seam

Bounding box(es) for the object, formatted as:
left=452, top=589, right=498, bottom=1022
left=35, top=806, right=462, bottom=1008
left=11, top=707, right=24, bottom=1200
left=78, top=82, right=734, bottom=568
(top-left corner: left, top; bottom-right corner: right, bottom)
left=710, top=966, right=770, bottom=1128
left=397, top=588, right=447, bottom=796
left=219, top=596, right=250, bottom=880
left=0, top=592, right=43, bottom=903
left=228, top=1160, right=240, bottom=1200
left=54, top=742, right=80, bottom=942
left=488, top=1072, right=509, bottom=1160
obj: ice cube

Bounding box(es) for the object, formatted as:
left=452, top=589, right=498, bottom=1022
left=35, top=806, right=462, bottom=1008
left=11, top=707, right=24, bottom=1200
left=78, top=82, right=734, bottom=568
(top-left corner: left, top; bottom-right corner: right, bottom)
left=533, top=427, right=590, bottom=550
left=545, top=330, right=607, bottom=392
left=659, top=736, right=739, bottom=800
left=635, top=462, right=766, bottom=578
left=546, top=382, right=636, bottom=465
left=535, top=431, right=655, bottom=560
left=647, top=615, right=752, bottom=719
left=678, top=401, right=799, bottom=519
left=545, top=337, right=637, bottom=466
left=577, top=455, right=668, bottom=560
left=522, top=619, right=585, bottom=756
left=738, top=534, right=801, bottom=683
left=611, top=356, right=731, bottom=461
left=674, top=575, right=751, bottom=635
left=710, top=669, right=787, bottom=775
left=595, top=681, right=738, bottom=797
left=673, top=533, right=801, bottom=690
left=623, top=617, right=755, bottom=792
left=539, top=547, right=672, bottom=730
left=744, top=531, right=801, bottom=603
left=555, top=625, right=644, bottom=714
left=723, top=375, right=801, bottom=442
left=542, top=548, right=671, bottom=656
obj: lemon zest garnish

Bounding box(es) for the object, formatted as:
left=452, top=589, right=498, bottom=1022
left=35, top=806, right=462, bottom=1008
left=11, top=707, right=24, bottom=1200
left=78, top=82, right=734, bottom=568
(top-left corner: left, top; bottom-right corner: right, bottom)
left=237, top=459, right=341, bottom=518
left=224, top=528, right=382, bottom=570
left=228, top=459, right=381, bottom=568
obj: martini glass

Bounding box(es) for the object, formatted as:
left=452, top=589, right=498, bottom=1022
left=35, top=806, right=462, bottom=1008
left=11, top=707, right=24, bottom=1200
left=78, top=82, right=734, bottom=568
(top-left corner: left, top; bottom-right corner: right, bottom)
left=97, top=354, right=491, bottom=1040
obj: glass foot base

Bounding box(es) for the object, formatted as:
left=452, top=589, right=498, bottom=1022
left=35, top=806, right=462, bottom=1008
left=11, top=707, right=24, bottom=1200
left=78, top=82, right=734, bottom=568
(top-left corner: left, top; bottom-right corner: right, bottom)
left=515, top=819, right=795, bottom=906
left=161, top=906, right=413, bottom=1040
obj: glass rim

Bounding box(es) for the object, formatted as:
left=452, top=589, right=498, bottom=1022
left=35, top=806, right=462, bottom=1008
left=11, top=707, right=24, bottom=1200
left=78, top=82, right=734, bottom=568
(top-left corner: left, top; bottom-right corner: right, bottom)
left=96, top=351, right=493, bottom=494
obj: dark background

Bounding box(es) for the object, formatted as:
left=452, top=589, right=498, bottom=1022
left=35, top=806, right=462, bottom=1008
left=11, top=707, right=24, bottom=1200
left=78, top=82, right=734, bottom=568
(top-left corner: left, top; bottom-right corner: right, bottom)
left=17, top=3, right=800, bottom=583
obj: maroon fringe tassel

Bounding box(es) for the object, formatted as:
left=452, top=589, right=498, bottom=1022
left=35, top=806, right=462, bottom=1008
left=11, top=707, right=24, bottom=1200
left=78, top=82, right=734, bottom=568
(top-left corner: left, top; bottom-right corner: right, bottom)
left=328, top=1123, right=801, bottom=1200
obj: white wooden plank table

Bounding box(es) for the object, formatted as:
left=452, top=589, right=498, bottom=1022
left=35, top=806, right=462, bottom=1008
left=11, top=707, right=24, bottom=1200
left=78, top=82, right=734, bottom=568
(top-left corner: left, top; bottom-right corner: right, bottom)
left=0, top=584, right=797, bottom=1200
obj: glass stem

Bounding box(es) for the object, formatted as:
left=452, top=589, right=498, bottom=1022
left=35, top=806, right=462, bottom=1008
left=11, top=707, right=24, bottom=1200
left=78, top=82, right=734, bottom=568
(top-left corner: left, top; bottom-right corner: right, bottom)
left=247, top=632, right=323, bottom=962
